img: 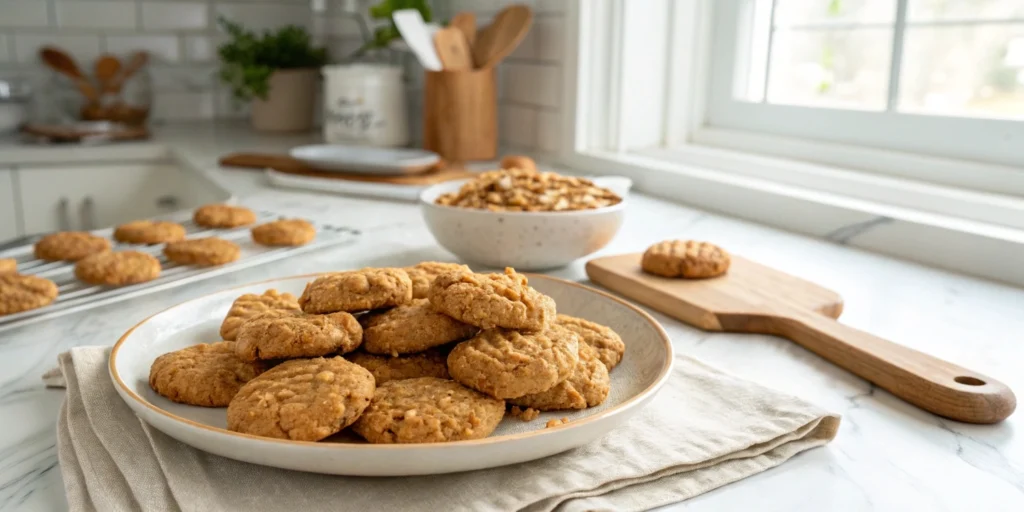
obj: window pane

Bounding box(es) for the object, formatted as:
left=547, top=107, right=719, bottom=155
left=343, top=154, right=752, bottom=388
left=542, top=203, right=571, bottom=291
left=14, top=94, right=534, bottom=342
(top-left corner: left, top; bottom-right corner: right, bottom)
left=908, top=0, right=1024, bottom=22
left=775, top=0, right=896, bottom=25
left=899, top=24, right=1024, bottom=118
left=767, top=29, right=893, bottom=110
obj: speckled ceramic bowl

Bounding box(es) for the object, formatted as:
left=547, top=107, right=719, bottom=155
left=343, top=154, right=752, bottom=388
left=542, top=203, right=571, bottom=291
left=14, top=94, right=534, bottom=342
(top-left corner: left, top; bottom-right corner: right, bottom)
left=420, top=177, right=630, bottom=270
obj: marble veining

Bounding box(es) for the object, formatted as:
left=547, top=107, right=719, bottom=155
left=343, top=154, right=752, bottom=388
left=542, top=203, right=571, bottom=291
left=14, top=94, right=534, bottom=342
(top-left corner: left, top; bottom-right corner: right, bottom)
left=1, top=126, right=1023, bottom=511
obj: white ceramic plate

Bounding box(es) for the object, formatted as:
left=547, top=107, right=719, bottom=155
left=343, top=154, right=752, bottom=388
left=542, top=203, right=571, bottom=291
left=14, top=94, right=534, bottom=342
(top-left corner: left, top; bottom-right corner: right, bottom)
left=289, top=144, right=440, bottom=175
left=109, top=274, right=674, bottom=476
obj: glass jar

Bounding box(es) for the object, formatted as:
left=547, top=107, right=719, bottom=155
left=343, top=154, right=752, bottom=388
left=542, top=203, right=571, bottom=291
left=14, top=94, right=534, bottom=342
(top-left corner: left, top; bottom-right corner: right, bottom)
left=83, top=67, right=152, bottom=126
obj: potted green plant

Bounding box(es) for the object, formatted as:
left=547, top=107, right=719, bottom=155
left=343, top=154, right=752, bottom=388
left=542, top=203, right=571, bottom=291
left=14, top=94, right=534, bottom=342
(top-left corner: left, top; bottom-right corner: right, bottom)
left=217, top=18, right=328, bottom=132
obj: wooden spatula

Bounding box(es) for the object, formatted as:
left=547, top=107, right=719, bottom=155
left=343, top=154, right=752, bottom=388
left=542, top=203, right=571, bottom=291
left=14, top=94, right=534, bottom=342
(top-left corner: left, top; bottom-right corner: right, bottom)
left=40, top=46, right=98, bottom=102
left=434, top=27, right=474, bottom=71
left=586, top=253, right=1016, bottom=424
left=472, top=4, right=533, bottom=69
left=449, top=12, right=477, bottom=47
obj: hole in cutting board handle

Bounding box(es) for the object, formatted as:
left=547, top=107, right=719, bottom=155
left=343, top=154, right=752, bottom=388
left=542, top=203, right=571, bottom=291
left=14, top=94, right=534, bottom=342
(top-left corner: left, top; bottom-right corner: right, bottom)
left=955, top=376, right=986, bottom=386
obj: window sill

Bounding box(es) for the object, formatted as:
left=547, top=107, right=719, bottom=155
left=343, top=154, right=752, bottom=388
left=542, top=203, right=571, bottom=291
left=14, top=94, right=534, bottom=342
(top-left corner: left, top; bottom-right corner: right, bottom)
left=559, top=147, right=1024, bottom=287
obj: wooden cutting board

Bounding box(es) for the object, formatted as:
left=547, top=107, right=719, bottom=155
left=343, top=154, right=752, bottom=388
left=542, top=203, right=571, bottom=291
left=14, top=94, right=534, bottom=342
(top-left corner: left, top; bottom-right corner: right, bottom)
left=218, top=153, right=474, bottom=185
left=586, top=253, right=1016, bottom=424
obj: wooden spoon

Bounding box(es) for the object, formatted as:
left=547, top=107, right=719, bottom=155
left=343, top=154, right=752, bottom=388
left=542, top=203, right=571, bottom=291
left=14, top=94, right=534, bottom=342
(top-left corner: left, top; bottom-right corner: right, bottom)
left=472, top=4, right=533, bottom=69
left=434, top=27, right=473, bottom=71
left=39, top=46, right=98, bottom=102
left=449, top=12, right=477, bottom=48
left=107, top=51, right=149, bottom=94
left=95, top=54, right=122, bottom=93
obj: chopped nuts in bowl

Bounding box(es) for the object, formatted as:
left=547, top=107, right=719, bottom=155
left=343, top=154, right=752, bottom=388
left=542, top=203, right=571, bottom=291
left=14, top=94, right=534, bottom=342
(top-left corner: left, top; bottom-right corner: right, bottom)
left=421, top=168, right=630, bottom=270
left=435, top=168, right=623, bottom=212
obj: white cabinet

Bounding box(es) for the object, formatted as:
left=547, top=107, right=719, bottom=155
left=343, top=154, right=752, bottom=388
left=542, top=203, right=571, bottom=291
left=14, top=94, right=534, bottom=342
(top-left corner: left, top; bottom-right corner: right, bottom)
left=16, top=164, right=189, bottom=234
left=0, top=168, right=19, bottom=241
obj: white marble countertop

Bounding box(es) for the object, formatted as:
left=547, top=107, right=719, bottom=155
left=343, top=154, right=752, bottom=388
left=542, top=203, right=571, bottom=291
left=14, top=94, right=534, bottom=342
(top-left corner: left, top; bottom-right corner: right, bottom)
left=1, top=123, right=1023, bottom=511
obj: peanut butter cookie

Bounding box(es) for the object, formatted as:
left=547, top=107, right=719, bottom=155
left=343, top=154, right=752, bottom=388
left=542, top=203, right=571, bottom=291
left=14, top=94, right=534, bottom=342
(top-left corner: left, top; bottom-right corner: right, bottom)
left=360, top=299, right=477, bottom=356
left=428, top=267, right=555, bottom=331
left=164, top=237, right=241, bottom=266
left=556, top=314, right=625, bottom=371
left=34, top=232, right=111, bottom=262
left=346, top=350, right=450, bottom=385
left=235, top=310, right=362, bottom=361
left=113, top=220, right=187, bottom=244
left=251, top=219, right=316, bottom=247
left=0, top=274, right=58, bottom=315
left=509, top=343, right=610, bottom=411
left=642, top=240, right=730, bottom=279
left=227, top=356, right=375, bottom=441
left=0, top=258, right=15, bottom=274
left=74, top=250, right=161, bottom=286
left=149, top=341, right=267, bottom=407
left=404, top=261, right=470, bottom=299
left=351, top=377, right=505, bottom=444
left=299, top=268, right=412, bottom=314
left=447, top=326, right=579, bottom=399
left=220, top=289, right=301, bottom=341
left=193, top=204, right=256, bottom=228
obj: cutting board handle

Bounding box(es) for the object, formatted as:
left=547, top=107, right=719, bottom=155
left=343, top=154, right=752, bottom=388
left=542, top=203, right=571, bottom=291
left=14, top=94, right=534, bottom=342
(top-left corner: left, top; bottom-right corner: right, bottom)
left=772, top=306, right=1015, bottom=424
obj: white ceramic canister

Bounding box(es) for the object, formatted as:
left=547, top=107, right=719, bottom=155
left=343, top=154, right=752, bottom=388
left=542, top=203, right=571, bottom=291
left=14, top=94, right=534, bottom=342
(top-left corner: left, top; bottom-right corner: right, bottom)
left=321, top=64, right=409, bottom=147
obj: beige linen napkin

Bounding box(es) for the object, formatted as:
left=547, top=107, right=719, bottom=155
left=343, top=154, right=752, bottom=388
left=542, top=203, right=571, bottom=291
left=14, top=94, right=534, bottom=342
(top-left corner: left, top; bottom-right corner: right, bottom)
left=54, top=346, right=839, bottom=512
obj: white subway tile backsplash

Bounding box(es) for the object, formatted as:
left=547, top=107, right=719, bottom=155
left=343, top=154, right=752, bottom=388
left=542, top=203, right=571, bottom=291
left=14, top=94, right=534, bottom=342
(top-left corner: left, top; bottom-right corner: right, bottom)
left=106, top=35, right=181, bottom=63
left=534, top=0, right=565, bottom=14
left=214, top=4, right=312, bottom=32
left=149, top=65, right=218, bottom=92
left=535, top=109, right=560, bottom=153
left=184, top=35, right=218, bottom=63
left=141, top=2, right=209, bottom=31
left=500, top=104, right=537, bottom=149
left=502, top=62, right=559, bottom=108
left=0, top=36, right=10, bottom=63
left=534, top=16, right=563, bottom=62
left=0, top=0, right=570, bottom=130
left=153, top=90, right=215, bottom=121
left=56, top=1, right=137, bottom=30
left=0, top=0, right=50, bottom=28
left=14, top=33, right=103, bottom=64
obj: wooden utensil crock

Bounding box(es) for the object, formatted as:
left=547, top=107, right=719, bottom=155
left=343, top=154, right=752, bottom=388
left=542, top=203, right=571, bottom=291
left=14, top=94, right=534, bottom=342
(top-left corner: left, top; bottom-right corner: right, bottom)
left=423, top=68, right=497, bottom=162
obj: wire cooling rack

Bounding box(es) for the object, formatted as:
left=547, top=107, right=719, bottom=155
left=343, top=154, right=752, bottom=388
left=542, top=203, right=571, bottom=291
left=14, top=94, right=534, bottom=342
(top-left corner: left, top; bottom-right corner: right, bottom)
left=0, top=209, right=359, bottom=333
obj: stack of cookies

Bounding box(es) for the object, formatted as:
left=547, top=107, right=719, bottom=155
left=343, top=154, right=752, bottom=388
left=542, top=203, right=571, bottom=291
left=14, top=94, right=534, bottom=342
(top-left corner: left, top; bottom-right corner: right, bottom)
left=148, top=262, right=626, bottom=444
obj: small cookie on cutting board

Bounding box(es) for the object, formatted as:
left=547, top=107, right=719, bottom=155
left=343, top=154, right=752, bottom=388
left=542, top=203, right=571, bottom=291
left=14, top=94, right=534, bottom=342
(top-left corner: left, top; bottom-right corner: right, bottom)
left=641, top=240, right=730, bottom=279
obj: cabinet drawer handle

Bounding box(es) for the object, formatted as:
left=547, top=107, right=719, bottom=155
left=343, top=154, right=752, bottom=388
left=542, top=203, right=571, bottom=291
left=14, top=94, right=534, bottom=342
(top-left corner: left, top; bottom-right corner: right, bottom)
left=58, top=197, right=70, bottom=231
left=81, top=196, right=96, bottom=231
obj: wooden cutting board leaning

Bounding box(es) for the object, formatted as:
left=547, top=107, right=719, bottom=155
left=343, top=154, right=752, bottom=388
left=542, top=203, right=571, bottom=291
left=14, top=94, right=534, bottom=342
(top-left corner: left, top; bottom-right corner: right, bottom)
left=586, top=253, right=1016, bottom=424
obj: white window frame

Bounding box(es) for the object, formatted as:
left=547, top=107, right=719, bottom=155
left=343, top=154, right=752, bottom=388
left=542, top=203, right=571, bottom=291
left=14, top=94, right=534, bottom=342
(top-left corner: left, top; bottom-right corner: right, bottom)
left=705, top=0, right=1024, bottom=169
left=558, top=0, right=1024, bottom=233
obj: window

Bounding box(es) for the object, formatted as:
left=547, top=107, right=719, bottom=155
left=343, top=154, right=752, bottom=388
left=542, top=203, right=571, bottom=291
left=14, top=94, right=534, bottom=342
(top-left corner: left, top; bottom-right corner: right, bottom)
left=706, top=0, right=1024, bottom=167
left=563, top=0, right=1024, bottom=235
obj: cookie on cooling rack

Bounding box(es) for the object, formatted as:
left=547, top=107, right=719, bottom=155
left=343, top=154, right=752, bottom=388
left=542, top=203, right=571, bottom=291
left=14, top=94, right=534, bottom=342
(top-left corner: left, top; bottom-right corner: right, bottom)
left=163, top=238, right=241, bottom=266
left=193, top=204, right=256, bottom=229
left=251, top=219, right=316, bottom=247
